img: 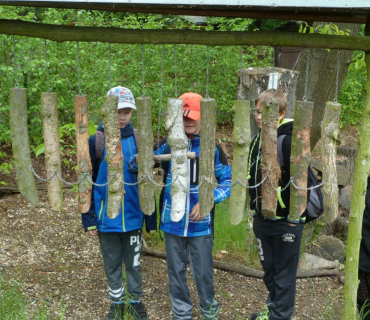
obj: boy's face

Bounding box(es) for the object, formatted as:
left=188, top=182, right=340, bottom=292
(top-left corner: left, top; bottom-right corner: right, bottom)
left=117, top=108, right=133, bottom=128
left=183, top=116, right=201, bottom=135
left=254, top=101, right=286, bottom=129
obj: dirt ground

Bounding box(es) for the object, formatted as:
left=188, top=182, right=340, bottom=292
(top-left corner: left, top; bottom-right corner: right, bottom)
left=0, top=125, right=359, bottom=320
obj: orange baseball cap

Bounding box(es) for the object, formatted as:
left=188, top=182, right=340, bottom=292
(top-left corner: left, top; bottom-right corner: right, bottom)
left=179, top=92, right=203, bottom=121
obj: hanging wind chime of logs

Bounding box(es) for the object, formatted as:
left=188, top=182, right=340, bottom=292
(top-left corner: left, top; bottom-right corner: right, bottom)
left=9, top=87, right=40, bottom=206
left=100, top=95, right=124, bottom=219
left=74, top=94, right=92, bottom=213
left=136, top=96, right=155, bottom=216
left=41, top=92, right=63, bottom=211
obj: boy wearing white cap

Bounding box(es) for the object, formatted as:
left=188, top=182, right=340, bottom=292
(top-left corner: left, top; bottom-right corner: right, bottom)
left=82, top=86, right=154, bottom=320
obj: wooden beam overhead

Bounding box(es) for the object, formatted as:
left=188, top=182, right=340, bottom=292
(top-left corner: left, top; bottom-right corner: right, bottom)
left=0, top=1, right=369, bottom=24
left=0, top=19, right=369, bottom=51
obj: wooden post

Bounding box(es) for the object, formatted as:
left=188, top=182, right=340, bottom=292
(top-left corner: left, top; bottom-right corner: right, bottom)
left=41, top=92, right=63, bottom=211
left=321, top=101, right=342, bottom=224
left=136, top=97, right=155, bottom=216
left=74, top=95, right=92, bottom=213
left=199, top=98, right=216, bottom=218
left=229, top=100, right=251, bottom=225
left=342, top=19, right=370, bottom=320
left=165, top=98, right=188, bottom=222
left=288, top=100, right=314, bottom=221
left=101, top=95, right=124, bottom=219
left=9, top=88, right=40, bottom=206
left=261, top=100, right=280, bottom=218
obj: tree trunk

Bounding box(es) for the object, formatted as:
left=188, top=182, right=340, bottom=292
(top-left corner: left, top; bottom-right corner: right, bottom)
left=342, top=21, right=370, bottom=320
left=100, top=95, right=124, bottom=219
left=136, top=97, right=155, bottom=216
left=321, top=101, right=342, bottom=224
left=74, top=95, right=92, bottom=213
left=41, top=92, right=63, bottom=211
left=229, top=100, right=251, bottom=225
left=295, top=23, right=362, bottom=150
left=261, top=100, right=280, bottom=218
left=289, top=101, right=314, bottom=221
left=9, top=88, right=40, bottom=206
left=165, top=98, right=188, bottom=222
left=199, top=98, right=216, bottom=218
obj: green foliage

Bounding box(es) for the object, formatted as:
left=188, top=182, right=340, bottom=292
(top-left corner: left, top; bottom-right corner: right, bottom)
left=299, top=21, right=350, bottom=35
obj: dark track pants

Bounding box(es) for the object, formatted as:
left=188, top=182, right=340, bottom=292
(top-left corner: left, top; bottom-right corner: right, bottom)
left=164, top=232, right=219, bottom=320
left=99, top=229, right=143, bottom=302
left=253, top=214, right=303, bottom=320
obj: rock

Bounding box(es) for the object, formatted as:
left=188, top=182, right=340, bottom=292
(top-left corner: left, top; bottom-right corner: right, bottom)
left=338, top=185, right=352, bottom=209
left=298, top=252, right=341, bottom=269
left=311, top=158, right=351, bottom=186
left=311, top=235, right=346, bottom=263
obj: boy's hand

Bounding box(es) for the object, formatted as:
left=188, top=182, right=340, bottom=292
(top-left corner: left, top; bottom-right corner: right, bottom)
left=88, top=229, right=98, bottom=236
left=189, top=203, right=204, bottom=222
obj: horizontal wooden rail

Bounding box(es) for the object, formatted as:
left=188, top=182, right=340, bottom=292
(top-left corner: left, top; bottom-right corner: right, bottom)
left=0, top=19, right=369, bottom=51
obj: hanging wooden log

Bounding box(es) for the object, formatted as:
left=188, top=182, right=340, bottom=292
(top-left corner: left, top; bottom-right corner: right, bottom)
left=136, top=96, right=155, bottom=216
left=261, top=100, right=280, bottom=218
left=153, top=152, right=196, bottom=162
left=165, top=98, right=188, bottom=222
left=289, top=100, right=314, bottom=221
left=321, top=101, right=342, bottom=224
left=100, top=95, right=124, bottom=219
left=229, top=100, right=251, bottom=225
left=74, top=95, right=92, bottom=213
left=41, top=92, right=63, bottom=211
left=9, top=88, right=40, bottom=206
left=199, top=98, right=216, bottom=218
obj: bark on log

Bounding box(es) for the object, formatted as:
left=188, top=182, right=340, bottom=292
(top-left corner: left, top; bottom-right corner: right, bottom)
left=321, top=101, right=342, bottom=224
left=0, top=19, right=369, bottom=51
left=289, top=100, right=314, bottom=221
left=0, top=184, right=72, bottom=193
left=141, top=245, right=339, bottom=278
left=261, top=100, right=280, bottom=218
left=229, top=100, right=251, bottom=225
left=101, top=95, right=124, bottom=219
left=136, top=97, right=155, bottom=216
left=342, top=20, right=370, bottom=320
left=9, top=88, right=40, bottom=206
left=74, top=95, right=92, bottom=213
left=199, top=98, right=216, bottom=218
left=165, top=98, right=188, bottom=222
left=41, top=92, right=63, bottom=211
left=153, top=152, right=196, bottom=162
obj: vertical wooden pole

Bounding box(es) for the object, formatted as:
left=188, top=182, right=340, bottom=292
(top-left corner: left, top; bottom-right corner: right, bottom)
left=9, top=88, right=40, bottom=206
left=101, top=95, right=124, bottom=219
left=165, top=98, right=188, bottom=222
left=229, top=100, right=251, bottom=225
left=41, top=92, right=63, bottom=211
left=74, top=95, right=92, bottom=213
left=136, top=96, right=155, bottom=216
left=261, top=100, right=280, bottom=218
left=342, top=17, right=370, bottom=320
left=288, top=100, right=314, bottom=221
left=199, top=98, right=216, bottom=218
left=321, top=101, right=341, bottom=224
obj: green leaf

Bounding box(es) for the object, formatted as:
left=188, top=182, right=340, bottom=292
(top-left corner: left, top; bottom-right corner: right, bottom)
left=34, top=144, right=45, bottom=157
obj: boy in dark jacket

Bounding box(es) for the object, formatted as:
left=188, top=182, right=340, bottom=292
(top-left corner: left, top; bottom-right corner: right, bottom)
left=248, top=89, right=304, bottom=320
left=81, top=86, right=155, bottom=320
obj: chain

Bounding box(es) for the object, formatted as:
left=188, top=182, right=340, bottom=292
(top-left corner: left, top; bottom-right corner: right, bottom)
left=290, top=177, right=325, bottom=191
left=174, top=45, right=178, bottom=98
left=12, top=36, right=19, bottom=88
left=141, top=44, right=145, bottom=97
left=44, top=39, right=50, bottom=92
left=76, top=42, right=82, bottom=95
left=206, top=46, right=210, bottom=98
left=333, top=50, right=341, bottom=104
left=108, top=43, right=112, bottom=89
left=302, top=48, right=310, bottom=102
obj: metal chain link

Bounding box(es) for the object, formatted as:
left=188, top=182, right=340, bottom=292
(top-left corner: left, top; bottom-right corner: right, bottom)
left=333, top=50, right=341, bottom=104
left=108, top=43, right=112, bottom=89
left=174, top=44, right=178, bottom=98
left=76, top=42, right=82, bottom=95
left=206, top=46, right=210, bottom=98
left=141, top=44, right=145, bottom=97
left=44, top=39, right=51, bottom=92
left=12, top=36, right=19, bottom=88
left=303, top=48, right=310, bottom=102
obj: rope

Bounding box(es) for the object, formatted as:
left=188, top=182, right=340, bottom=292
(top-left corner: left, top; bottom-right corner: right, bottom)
left=206, top=46, right=210, bottom=98
left=12, top=36, right=19, bottom=88
left=44, top=39, right=50, bottom=92
left=76, top=42, right=82, bottom=95
left=141, top=44, right=145, bottom=97
left=302, top=48, right=310, bottom=102
left=333, top=50, right=341, bottom=104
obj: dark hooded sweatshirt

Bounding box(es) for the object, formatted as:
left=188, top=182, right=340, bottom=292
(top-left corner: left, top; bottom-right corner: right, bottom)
left=248, top=119, right=293, bottom=220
